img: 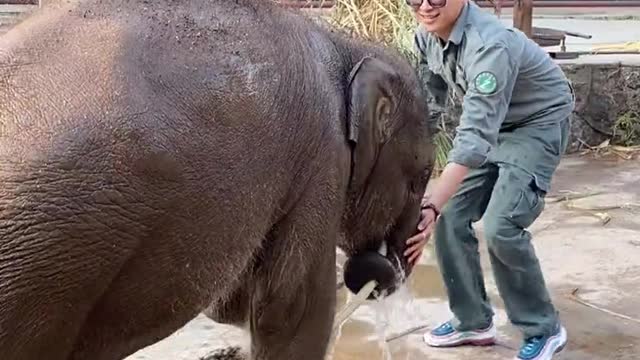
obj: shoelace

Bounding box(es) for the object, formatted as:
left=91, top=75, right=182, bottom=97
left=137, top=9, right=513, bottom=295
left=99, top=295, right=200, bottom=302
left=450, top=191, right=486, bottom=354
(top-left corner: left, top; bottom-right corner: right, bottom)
left=522, top=337, right=543, bottom=353
left=433, top=323, right=452, bottom=334
left=440, top=323, right=452, bottom=330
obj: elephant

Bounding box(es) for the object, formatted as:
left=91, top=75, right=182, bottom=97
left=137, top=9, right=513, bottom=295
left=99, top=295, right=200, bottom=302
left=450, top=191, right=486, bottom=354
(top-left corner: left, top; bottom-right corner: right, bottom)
left=0, top=0, right=435, bottom=359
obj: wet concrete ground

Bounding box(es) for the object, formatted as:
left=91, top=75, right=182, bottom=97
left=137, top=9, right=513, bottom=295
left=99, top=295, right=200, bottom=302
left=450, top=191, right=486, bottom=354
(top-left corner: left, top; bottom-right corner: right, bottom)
left=128, top=153, right=640, bottom=360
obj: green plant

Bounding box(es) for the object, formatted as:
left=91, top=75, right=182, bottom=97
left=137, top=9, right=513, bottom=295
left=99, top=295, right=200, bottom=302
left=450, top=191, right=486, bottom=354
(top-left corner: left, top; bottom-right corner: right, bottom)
left=613, top=111, right=640, bottom=146
left=431, top=112, right=455, bottom=173
left=434, top=124, right=454, bottom=172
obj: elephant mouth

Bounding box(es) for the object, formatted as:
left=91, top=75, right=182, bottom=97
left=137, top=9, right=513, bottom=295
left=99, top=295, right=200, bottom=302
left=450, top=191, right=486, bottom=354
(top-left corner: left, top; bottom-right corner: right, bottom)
left=342, top=241, right=407, bottom=300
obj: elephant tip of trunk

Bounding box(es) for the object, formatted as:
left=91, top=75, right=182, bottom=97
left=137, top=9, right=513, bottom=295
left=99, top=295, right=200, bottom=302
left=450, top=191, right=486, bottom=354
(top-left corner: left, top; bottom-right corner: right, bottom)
left=343, top=250, right=401, bottom=300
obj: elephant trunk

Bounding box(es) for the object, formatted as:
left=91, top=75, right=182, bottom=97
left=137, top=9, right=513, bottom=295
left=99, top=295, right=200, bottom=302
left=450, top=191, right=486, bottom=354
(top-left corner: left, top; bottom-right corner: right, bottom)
left=342, top=197, right=421, bottom=300
left=342, top=246, right=397, bottom=300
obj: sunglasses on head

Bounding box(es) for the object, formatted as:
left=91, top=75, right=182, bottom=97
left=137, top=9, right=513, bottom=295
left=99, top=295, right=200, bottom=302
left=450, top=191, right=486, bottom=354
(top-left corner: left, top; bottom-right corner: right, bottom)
left=405, top=0, right=448, bottom=8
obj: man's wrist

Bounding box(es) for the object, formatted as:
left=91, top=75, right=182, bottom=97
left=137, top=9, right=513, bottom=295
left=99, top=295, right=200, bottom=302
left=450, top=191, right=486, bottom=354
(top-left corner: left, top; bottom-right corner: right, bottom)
left=421, top=202, right=441, bottom=219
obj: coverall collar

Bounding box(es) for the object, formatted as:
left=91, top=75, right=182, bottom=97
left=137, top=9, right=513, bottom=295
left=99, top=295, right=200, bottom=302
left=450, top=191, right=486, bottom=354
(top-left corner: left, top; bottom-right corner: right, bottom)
left=443, top=0, right=469, bottom=49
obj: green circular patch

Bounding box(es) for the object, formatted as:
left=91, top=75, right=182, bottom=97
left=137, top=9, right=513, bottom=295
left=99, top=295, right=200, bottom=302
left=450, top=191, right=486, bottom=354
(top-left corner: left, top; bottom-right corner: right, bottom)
left=474, top=71, right=497, bottom=94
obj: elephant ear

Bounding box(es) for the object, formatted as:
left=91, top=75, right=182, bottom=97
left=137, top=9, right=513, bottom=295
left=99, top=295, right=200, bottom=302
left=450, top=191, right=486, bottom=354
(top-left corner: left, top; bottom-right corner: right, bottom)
left=346, top=56, right=399, bottom=191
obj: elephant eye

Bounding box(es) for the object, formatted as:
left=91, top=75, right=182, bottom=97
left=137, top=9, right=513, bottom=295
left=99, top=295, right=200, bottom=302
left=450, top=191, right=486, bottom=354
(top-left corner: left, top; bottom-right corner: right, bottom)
left=422, top=167, right=432, bottom=181
left=410, top=168, right=431, bottom=194
left=409, top=177, right=422, bottom=194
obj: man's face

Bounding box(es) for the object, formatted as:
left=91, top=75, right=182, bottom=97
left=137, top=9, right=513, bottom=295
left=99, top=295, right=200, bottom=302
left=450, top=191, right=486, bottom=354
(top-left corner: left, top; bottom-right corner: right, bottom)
left=409, top=0, right=463, bottom=36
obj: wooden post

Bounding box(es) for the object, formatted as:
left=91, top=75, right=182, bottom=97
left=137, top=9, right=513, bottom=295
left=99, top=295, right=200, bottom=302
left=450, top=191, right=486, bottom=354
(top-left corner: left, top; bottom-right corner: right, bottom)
left=513, top=0, right=533, bottom=38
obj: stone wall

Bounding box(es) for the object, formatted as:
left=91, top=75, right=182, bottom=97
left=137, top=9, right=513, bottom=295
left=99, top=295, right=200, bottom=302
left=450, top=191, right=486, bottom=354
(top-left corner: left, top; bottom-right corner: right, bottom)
left=563, top=62, right=640, bottom=151
left=427, top=62, right=640, bottom=154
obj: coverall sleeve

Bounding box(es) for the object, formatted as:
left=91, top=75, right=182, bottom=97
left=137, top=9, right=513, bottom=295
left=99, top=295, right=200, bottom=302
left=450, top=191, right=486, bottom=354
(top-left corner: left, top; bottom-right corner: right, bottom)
left=413, top=32, right=449, bottom=122
left=447, top=43, right=518, bottom=168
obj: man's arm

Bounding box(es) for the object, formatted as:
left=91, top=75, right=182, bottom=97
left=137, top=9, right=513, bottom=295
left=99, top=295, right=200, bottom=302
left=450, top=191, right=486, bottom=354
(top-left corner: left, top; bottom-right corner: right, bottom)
left=426, top=42, right=519, bottom=210
left=405, top=37, right=520, bottom=263
left=446, top=42, right=518, bottom=169
left=415, top=43, right=518, bottom=223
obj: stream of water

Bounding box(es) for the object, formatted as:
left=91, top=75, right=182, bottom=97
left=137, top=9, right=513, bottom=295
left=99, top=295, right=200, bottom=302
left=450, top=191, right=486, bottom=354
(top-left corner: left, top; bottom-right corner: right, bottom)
left=332, top=277, right=433, bottom=360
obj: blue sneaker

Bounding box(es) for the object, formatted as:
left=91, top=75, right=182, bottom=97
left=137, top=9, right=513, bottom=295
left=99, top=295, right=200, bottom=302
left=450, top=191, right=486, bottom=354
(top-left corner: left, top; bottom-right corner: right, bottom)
left=423, top=320, right=496, bottom=347
left=515, top=324, right=567, bottom=360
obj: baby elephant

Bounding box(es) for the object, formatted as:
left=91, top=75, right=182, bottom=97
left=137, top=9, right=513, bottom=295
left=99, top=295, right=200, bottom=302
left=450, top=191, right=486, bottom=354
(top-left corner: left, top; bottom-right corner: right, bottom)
left=0, top=0, right=434, bottom=359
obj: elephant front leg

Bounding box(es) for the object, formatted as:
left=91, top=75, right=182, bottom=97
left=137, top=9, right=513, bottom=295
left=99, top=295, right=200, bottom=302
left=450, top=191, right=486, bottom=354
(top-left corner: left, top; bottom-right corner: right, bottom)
left=248, top=204, right=338, bottom=359
left=250, top=254, right=336, bottom=360
left=203, top=276, right=252, bottom=327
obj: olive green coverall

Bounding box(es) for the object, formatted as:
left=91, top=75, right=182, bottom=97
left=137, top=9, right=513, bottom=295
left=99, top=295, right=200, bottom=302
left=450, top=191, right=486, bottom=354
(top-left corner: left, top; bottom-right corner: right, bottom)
left=414, top=1, right=575, bottom=339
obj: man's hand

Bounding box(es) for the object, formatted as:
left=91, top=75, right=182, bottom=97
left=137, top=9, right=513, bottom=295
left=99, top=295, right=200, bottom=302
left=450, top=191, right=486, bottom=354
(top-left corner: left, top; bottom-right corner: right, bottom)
left=404, top=201, right=439, bottom=266
left=403, top=162, right=470, bottom=266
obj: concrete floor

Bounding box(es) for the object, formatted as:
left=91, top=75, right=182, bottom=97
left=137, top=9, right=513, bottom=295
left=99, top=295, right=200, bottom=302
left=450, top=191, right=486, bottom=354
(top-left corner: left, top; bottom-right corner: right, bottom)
left=498, top=16, right=640, bottom=53
left=331, top=153, right=640, bottom=360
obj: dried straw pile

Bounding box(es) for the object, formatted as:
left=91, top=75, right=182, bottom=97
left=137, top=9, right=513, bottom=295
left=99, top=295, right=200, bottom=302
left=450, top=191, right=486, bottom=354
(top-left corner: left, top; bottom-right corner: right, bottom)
left=326, top=0, right=418, bottom=62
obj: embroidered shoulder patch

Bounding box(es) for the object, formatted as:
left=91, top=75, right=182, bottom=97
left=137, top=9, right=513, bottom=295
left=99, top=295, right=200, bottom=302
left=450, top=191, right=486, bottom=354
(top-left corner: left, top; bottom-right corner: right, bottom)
left=474, top=71, right=497, bottom=94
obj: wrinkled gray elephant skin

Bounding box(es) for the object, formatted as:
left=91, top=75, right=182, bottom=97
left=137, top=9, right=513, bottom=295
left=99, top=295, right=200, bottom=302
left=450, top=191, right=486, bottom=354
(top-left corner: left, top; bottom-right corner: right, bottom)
left=0, top=1, right=435, bottom=359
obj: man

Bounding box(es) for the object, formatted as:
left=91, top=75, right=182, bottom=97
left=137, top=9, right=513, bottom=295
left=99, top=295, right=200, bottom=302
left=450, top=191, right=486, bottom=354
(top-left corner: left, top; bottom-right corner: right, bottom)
left=402, top=0, right=575, bottom=359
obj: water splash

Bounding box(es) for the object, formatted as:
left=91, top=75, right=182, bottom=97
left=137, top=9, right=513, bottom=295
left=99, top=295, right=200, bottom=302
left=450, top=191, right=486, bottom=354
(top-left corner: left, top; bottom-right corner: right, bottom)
left=367, top=253, right=433, bottom=360
left=372, top=293, right=394, bottom=360
left=331, top=250, right=435, bottom=360
left=368, top=281, right=429, bottom=360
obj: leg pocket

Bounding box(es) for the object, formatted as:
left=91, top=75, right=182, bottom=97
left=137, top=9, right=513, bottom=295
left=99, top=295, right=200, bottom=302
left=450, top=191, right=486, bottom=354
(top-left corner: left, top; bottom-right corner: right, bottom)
left=508, top=177, right=546, bottom=230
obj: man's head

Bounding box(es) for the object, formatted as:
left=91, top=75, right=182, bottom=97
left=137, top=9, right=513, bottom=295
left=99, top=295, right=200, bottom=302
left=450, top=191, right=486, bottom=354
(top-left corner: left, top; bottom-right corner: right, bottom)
left=406, top=0, right=467, bottom=40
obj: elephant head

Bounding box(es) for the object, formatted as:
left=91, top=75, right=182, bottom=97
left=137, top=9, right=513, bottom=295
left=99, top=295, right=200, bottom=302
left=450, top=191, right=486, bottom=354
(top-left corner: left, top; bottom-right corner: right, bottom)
left=339, top=55, right=435, bottom=299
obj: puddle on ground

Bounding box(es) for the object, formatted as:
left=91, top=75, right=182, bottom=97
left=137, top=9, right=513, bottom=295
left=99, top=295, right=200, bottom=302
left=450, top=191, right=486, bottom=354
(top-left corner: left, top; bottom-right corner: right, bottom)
left=330, top=263, right=450, bottom=360
left=128, top=262, right=452, bottom=360
left=129, top=254, right=530, bottom=360
left=406, top=263, right=448, bottom=299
